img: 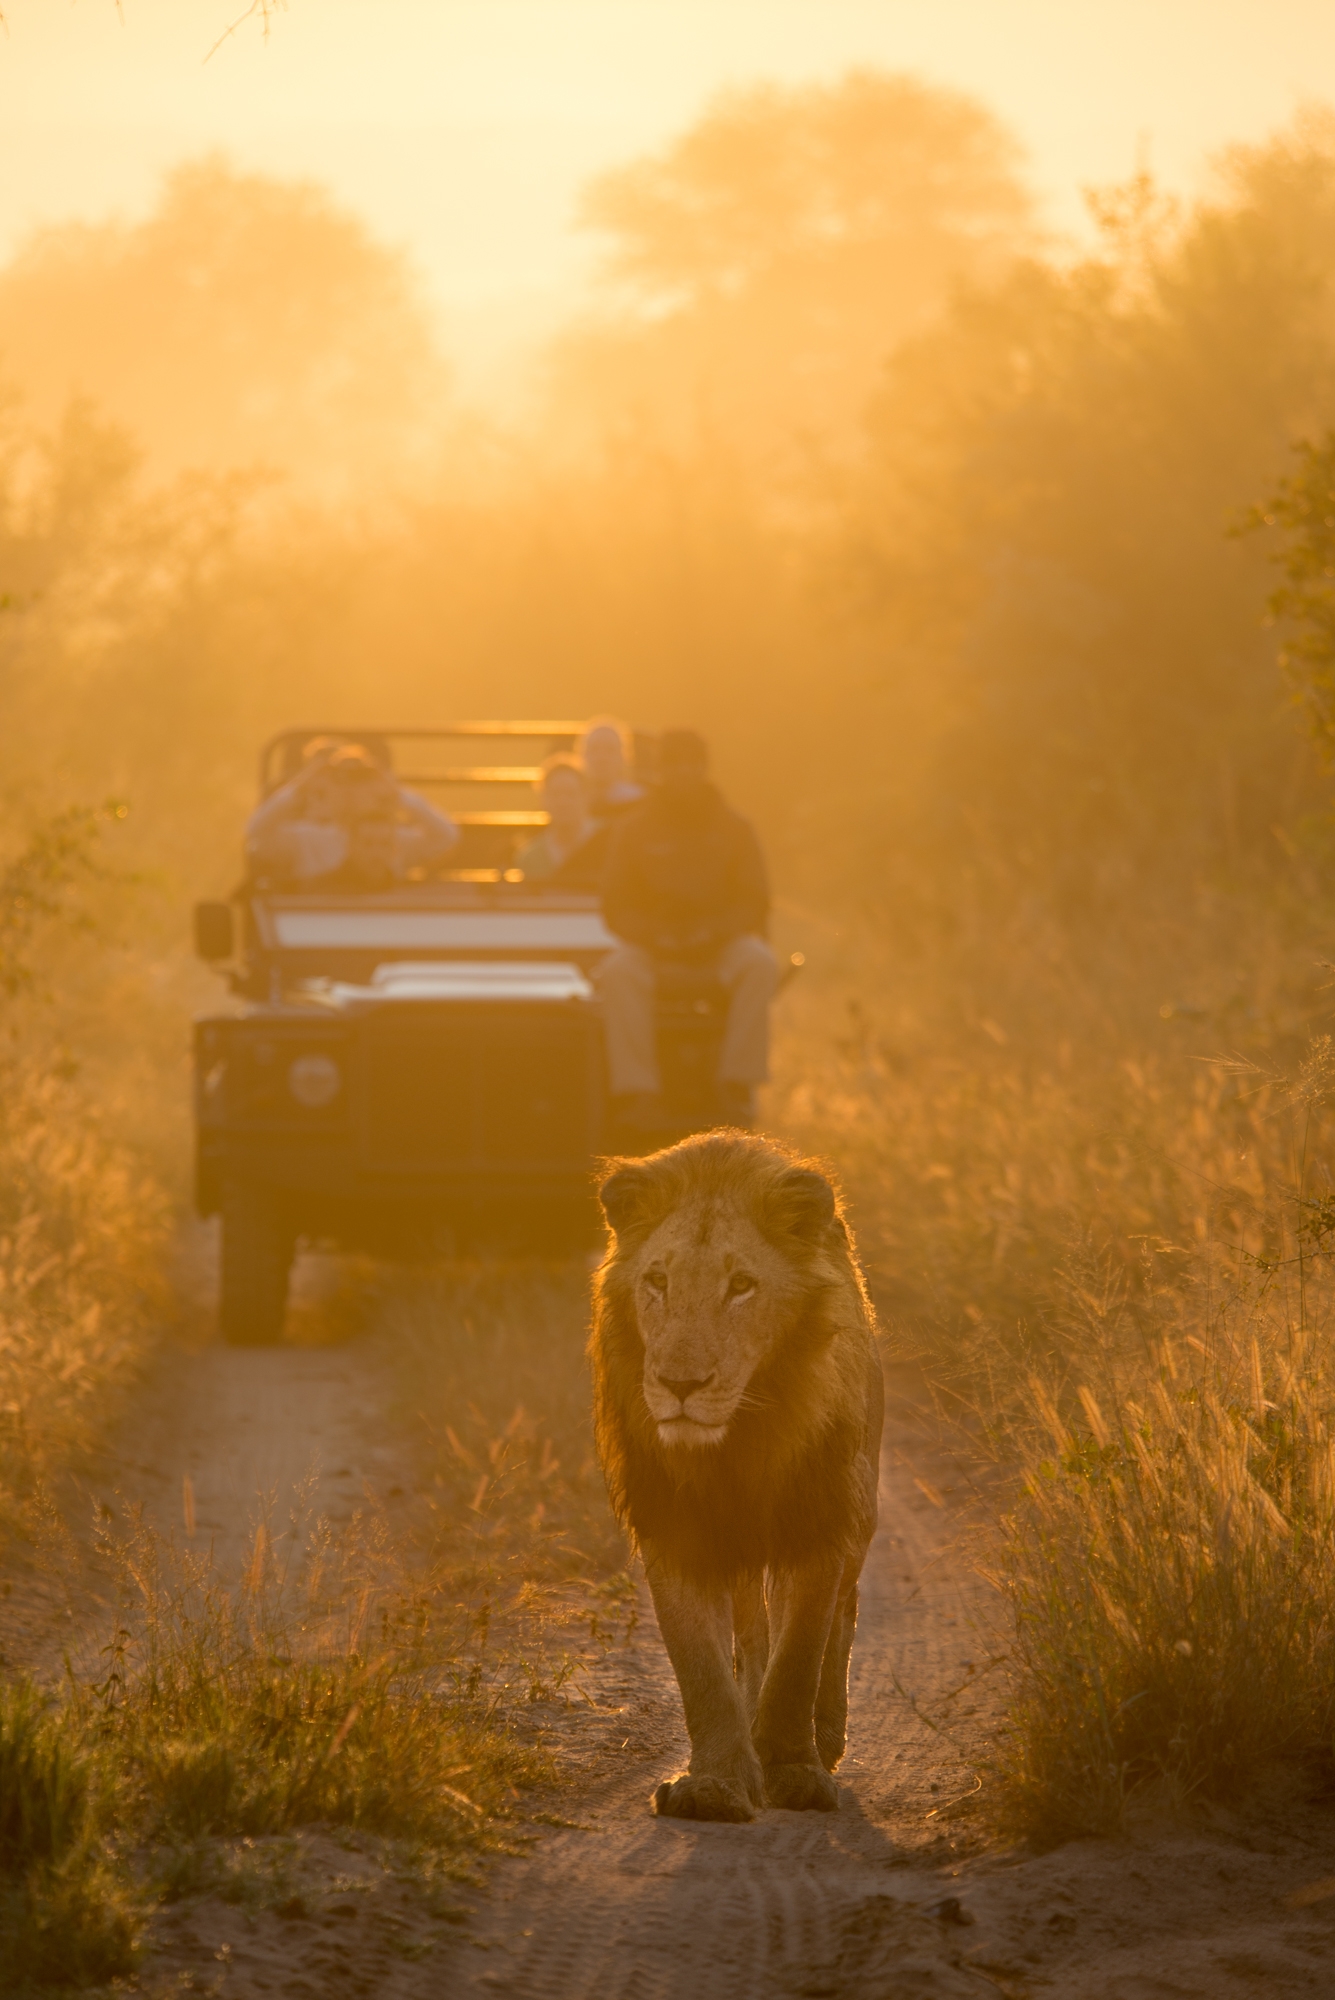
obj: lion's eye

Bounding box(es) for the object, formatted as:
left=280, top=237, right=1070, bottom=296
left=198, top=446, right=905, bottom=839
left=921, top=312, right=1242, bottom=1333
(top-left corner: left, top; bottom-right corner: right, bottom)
left=643, top=1269, right=668, bottom=1294
left=727, top=1272, right=756, bottom=1299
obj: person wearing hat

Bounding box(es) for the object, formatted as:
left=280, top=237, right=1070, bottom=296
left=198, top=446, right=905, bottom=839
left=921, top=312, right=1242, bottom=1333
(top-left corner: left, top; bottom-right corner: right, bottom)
left=246, top=741, right=459, bottom=884
left=597, top=729, right=779, bottom=1128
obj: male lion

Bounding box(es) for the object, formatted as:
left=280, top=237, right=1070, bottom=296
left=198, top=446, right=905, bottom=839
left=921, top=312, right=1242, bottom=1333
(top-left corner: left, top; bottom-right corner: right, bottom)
left=590, top=1131, right=884, bottom=1823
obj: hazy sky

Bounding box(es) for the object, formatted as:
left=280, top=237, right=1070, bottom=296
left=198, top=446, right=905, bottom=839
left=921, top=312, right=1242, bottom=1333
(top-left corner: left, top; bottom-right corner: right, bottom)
left=3, top=0, right=1334, bottom=383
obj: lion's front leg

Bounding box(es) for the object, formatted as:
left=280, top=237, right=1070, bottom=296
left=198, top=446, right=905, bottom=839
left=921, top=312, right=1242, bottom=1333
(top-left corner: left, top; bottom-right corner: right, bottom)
left=644, top=1553, right=765, bottom=1823
left=752, top=1558, right=843, bottom=1811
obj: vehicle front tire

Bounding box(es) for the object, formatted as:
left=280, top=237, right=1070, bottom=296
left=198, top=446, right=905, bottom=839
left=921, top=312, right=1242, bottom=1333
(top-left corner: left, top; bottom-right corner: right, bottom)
left=218, top=1186, right=294, bottom=1347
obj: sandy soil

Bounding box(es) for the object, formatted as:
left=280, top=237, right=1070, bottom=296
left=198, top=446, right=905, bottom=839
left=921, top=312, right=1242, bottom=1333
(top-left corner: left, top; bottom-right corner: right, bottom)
left=7, top=1254, right=1335, bottom=1999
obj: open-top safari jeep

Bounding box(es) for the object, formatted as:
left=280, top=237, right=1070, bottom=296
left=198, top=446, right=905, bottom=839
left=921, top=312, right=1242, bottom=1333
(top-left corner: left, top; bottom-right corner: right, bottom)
left=193, top=724, right=796, bottom=1344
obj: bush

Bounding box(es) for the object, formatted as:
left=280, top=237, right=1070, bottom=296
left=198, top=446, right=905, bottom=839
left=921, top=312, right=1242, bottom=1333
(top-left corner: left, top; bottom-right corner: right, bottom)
left=0, top=1060, right=167, bottom=1526
left=0, top=1682, right=139, bottom=1990
left=987, top=1279, right=1335, bottom=1839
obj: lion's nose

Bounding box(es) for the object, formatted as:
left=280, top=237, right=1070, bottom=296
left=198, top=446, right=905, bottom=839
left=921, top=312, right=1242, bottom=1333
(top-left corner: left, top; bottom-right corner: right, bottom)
left=659, top=1373, right=715, bottom=1402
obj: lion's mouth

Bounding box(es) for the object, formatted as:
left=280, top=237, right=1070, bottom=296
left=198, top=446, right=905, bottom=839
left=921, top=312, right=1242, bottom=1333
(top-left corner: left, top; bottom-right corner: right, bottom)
left=656, top=1415, right=729, bottom=1449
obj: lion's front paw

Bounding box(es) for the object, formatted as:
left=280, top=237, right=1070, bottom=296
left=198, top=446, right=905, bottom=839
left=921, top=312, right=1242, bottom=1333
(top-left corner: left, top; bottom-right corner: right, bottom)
left=652, top=1772, right=756, bottom=1822
left=764, top=1762, right=840, bottom=1812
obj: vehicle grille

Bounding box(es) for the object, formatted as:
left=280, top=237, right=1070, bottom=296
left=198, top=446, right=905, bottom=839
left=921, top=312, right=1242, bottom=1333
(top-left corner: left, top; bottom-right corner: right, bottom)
left=360, top=1003, right=601, bottom=1176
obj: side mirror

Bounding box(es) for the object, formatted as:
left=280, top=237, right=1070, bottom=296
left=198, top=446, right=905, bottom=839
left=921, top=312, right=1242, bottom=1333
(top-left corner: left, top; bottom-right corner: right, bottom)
left=194, top=901, right=235, bottom=962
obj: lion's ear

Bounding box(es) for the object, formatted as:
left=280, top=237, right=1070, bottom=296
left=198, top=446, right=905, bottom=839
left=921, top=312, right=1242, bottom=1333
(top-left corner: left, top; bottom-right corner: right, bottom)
left=764, top=1166, right=837, bottom=1243
left=598, top=1161, right=658, bottom=1237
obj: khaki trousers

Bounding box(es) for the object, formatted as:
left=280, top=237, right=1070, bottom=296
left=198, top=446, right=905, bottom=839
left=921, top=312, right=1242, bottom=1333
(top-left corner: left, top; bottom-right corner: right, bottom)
left=596, top=934, right=781, bottom=1096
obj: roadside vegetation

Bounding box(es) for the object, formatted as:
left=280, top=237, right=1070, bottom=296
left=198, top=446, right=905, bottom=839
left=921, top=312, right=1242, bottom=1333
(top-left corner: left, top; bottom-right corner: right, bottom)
left=1, top=1500, right=554, bottom=1987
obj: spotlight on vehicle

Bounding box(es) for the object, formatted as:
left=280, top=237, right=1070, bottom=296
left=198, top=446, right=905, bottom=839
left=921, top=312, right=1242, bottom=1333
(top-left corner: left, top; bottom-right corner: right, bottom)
left=288, top=1052, right=341, bottom=1108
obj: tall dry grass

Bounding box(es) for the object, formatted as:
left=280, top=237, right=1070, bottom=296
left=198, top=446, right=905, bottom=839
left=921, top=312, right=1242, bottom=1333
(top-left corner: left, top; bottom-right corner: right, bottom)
left=3, top=1451, right=604, bottom=1988
left=776, top=890, right=1335, bottom=1836
left=382, top=1259, right=624, bottom=1584
left=0, top=1061, right=167, bottom=1529
left=988, top=1276, right=1335, bottom=1840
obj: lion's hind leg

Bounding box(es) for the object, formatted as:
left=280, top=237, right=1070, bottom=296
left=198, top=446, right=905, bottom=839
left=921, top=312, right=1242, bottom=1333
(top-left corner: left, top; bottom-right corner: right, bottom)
left=814, top=1558, right=862, bottom=1772
left=752, top=1558, right=843, bottom=1812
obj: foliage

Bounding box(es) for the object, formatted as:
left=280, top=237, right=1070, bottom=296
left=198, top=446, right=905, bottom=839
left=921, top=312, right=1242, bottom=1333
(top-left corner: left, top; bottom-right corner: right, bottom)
left=0, top=1496, right=557, bottom=1991
left=383, top=1259, right=628, bottom=1581
left=582, top=69, right=1030, bottom=307
left=1247, top=429, right=1335, bottom=761
left=987, top=1276, right=1335, bottom=1840
left=557, top=70, right=1031, bottom=462
left=777, top=909, right=1335, bottom=1837
left=0, top=1063, right=168, bottom=1529
left=839, top=116, right=1335, bottom=891
left=0, top=1683, right=139, bottom=1989
left=0, top=801, right=129, bottom=998
left=0, top=157, right=449, bottom=495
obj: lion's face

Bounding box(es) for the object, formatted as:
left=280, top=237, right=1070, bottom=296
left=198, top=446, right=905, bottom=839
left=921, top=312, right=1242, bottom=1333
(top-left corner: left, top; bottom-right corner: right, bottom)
left=621, top=1199, right=806, bottom=1448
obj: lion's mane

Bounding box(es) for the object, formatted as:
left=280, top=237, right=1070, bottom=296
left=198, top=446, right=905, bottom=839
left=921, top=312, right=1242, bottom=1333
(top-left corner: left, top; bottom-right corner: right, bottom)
left=588, top=1132, right=882, bottom=1583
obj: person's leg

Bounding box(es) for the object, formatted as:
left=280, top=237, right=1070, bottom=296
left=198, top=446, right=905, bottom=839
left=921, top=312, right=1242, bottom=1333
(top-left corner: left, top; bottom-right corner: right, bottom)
left=594, top=944, right=660, bottom=1095
left=715, top=935, right=781, bottom=1085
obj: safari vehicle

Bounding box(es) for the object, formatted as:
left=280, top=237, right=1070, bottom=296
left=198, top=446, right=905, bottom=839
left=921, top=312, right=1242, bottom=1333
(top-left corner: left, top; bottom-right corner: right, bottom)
left=193, top=724, right=794, bottom=1345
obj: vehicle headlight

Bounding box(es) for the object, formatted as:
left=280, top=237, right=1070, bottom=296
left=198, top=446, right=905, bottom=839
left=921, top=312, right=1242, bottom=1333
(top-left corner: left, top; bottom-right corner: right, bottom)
left=288, top=1052, right=341, bottom=1109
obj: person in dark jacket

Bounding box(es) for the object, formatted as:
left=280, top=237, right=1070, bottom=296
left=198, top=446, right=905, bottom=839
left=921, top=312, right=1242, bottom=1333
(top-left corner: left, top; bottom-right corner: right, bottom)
left=597, top=728, right=779, bottom=1127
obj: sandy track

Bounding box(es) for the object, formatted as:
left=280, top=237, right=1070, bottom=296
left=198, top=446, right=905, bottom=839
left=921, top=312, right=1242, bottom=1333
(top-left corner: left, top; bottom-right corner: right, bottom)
left=455, top=1387, right=997, bottom=2000
left=10, top=1284, right=1335, bottom=1998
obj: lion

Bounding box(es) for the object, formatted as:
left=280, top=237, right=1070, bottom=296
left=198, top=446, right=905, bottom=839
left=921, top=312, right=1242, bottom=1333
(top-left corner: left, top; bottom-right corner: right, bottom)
left=590, top=1130, right=884, bottom=1823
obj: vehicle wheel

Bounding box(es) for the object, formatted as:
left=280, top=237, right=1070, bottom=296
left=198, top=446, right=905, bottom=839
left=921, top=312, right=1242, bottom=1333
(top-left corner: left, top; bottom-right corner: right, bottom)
left=218, top=1186, right=294, bottom=1346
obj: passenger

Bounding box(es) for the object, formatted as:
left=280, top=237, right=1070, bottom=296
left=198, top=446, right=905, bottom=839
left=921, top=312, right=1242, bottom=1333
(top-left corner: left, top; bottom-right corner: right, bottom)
left=597, top=729, right=779, bottom=1128
left=309, top=809, right=402, bottom=892
left=246, top=742, right=459, bottom=884
left=245, top=737, right=345, bottom=880
left=580, top=718, right=645, bottom=820
left=514, top=755, right=609, bottom=888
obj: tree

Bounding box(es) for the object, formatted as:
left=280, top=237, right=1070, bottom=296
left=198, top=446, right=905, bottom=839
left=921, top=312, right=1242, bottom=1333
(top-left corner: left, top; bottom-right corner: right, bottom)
left=552, top=71, right=1032, bottom=467
left=1249, top=433, right=1335, bottom=762
left=834, top=112, right=1335, bottom=893
left=0, top=158, right=448, bottom=495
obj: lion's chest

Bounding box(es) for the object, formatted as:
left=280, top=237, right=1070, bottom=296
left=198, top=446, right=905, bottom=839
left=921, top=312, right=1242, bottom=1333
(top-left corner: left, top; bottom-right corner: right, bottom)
left=627, top=1422, right=862, bottom=1580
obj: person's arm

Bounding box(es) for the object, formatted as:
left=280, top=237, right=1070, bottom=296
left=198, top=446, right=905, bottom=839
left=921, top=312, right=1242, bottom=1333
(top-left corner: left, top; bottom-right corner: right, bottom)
left=244, top=776, right=308, bottom=872
left=549, top=822, right=610, bottom=890
left=514, top=833, right=556, bottom=880
left=601, top=818, right=657, bottom=946
left=730, top=817, right=771, bottom=939
left=397, top=787, right=460, bottom=865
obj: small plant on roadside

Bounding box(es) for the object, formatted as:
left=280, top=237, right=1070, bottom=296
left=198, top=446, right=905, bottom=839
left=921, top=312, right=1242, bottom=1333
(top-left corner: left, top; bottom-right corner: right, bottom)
left=0, top=1680, right=140, bottom=1990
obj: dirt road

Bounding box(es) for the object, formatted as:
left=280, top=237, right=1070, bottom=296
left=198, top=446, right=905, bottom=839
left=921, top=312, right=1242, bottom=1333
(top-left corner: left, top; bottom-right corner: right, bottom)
left=13, top=1268, right=1335, bottom=1999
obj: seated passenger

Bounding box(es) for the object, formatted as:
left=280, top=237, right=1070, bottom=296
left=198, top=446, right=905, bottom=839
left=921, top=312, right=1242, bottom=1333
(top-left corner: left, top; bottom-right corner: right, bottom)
left=246, top=743, right=459, bottom=884
left=245, top=737, right=345, bottom=880
left=580, top=718, right=645, bottom=820
left=597, top=729, right=779, bottom=1129
left=514, top=755, right=609, bottom=888
left=308, top=809, right=402, bottom=892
